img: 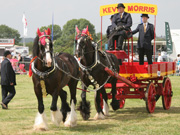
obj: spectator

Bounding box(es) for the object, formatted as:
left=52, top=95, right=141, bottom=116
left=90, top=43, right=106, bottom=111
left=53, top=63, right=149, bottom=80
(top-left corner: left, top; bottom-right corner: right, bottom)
left=1, top=51, right=16, bottom=109
left=157, top=53, right=163, bottom=62
left=130, top=53, right=138, bottom=62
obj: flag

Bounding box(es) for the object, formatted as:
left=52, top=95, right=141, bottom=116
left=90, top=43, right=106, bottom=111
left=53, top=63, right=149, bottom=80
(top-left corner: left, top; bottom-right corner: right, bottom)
left=22, top=13, right=28, bottom=37
left=165, top=22, right=173, bottom=54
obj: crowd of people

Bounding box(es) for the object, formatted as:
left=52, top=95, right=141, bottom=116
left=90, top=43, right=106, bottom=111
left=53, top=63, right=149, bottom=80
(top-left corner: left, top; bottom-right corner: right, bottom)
left=175, top=54, right=180, bottom=76
left=2, top=53, right=26, bottom=74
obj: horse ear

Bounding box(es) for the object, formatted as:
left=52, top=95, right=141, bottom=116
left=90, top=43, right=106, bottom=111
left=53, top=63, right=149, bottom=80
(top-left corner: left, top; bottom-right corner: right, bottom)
left=86, top=26, right=89, bottom=31
left=47, top=28, right=51, bottom=35
left=76, top=26, right=80, bottom=34
left=37, top=28, right=41, bottom=37
left=84, top=26, right=89, bottom=34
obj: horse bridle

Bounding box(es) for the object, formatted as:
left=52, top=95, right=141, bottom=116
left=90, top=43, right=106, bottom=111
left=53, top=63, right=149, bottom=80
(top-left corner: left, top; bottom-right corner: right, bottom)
left=75, top=34, right=99, bottom=71
left=38, top=35, right=53, bottom=64
left=31, top=35, right=56, bottom=79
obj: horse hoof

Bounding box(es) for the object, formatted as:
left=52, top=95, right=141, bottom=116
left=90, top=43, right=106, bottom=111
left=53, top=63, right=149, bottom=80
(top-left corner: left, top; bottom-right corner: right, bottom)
left=78, top=101, right=91, bottom=120
left=33, top=112, right=48, bottom=131
left=51, top=108, right=63, bottom=126
left=34, top=127, right=48, bottom=131
left=111, top=100, right=120, bottom=111
left=64, top=100, right=77, bottom=127
left=94, top=112, right=105, bottom=120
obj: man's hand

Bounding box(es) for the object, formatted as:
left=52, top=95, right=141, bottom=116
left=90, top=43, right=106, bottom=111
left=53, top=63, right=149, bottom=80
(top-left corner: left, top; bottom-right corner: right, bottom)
left=10, top=83, right=14, bottom=85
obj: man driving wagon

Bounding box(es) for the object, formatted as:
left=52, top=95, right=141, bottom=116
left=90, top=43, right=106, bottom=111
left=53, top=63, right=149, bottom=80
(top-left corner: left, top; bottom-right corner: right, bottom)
left=109, top=3, right=132, bottom=51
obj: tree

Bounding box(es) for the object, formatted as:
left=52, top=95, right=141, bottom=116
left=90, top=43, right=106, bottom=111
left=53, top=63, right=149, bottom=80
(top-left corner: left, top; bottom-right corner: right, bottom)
left=39, top=24, right=62, bottom=40
left=55, top=18, right=96, bottom=54
left=0, top=25, right=21, bottom=44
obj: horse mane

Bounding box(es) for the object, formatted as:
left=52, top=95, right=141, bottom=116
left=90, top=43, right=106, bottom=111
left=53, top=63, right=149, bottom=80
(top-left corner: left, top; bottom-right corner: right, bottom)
left=86, top=31, right=93, bottom=40
left=33, top=36, right=40, bottom=57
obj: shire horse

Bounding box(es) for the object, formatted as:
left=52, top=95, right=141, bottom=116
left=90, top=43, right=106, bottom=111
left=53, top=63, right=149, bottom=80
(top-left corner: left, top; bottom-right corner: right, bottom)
left=75, top=26, right=120, bottom=120
left=31, top=28, right=79, bottom=130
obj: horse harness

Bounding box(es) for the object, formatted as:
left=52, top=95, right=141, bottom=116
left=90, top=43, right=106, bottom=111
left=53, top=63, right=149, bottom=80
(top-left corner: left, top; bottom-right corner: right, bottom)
left=74, top=38, right=117, bottom=91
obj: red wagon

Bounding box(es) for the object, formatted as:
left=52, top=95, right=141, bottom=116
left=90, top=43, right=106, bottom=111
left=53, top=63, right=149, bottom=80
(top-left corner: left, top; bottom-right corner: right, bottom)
left=99, top=3, right=176, bottom=113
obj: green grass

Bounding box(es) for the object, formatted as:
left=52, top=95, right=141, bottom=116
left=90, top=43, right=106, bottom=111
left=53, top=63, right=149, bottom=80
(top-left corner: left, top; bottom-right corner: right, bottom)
left=0, top=75, right=180, bottom=135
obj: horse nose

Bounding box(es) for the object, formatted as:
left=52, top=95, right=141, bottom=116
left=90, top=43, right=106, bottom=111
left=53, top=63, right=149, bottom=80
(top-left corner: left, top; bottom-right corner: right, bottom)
left=45, top=57, right=52, bottom=67
left=46, top=59, right=52, bottom=67
left=45, top=52, right=52, bottom=67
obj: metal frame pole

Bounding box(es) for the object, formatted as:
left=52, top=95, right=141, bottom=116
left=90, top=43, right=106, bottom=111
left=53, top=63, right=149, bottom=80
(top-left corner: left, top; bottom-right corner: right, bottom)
left=101, top=16, right=103, bottom=50
left=154, top=15, right=156, bottom=63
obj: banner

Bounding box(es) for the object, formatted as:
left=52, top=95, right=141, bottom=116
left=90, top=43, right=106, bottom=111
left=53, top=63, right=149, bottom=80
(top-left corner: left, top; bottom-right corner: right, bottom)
left=100, top=3, right=158, bottom=16
left=165, top=22, right=173, bottom=54
left=0, top=39, right=15, bottom=45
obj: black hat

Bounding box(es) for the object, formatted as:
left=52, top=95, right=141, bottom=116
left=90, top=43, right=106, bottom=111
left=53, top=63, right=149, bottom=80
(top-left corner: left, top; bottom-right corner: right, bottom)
left=110, top=15, right=114, bottom=19
left=117, top=3, right=125, bottom=8
left=4, top=51, right=11, bottom=57
left=141, top=14, right=149, bottom=18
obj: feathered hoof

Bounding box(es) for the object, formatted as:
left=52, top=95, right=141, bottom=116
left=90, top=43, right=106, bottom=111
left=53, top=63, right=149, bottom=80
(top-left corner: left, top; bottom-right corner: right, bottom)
left=103, top=100, right=109, bottom=116
left=64, top=100, right=77, bottom=127
left=64, top=112, right=77, bottom=127
left=77, top=101, right=91, bottom=120
left=111, top=100, right=120, bottom=111
left=33, top=112, right=48, bottom=131
left=94, top=112, right=105, bottom=120
left=51, top=108, right=63, bottom=127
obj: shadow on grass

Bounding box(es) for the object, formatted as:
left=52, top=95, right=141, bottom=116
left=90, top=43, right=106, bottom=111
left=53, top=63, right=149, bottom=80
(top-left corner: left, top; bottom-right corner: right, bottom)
left=119, top=106, right=180, bottom=114
left=104, top=106, right=180, bottom=121
left=61, top=123, right=117, bottom=132
left=7, top=107, right=37, bottom=110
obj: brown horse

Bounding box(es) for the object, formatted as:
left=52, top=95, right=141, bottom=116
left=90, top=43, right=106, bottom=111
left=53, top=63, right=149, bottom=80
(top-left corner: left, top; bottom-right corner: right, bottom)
left=75, top=26, right=120, bottom=120
left=31, top=28, right=79, bottom=130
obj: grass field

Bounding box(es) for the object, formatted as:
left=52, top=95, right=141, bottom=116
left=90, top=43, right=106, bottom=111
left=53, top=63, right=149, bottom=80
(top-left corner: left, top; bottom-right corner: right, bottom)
left=0, top=75, right=180, bottom=135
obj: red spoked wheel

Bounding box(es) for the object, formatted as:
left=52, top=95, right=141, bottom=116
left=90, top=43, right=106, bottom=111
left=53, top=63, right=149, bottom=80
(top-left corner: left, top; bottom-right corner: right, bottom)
left=162, top=77, right=173, bottom=110
left=116, top=88, right=125, bottom=109
left=145, top=82, right=156, bottom=113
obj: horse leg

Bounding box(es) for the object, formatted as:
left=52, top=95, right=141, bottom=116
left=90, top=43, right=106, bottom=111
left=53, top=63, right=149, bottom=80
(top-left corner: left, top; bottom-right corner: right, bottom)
left=64, top=80, right=78, bottom=127
left=33, top=87, right=48, bottom=131
left=59, top=89, right=70, bottom=122
left=110, top=79, right=120, bottom=111
left=94, top=89, right=105, bottom=120
left=78, top=83, right=91, bottom=120
left=101, top=87, right=109, bottom=116
left=50, top=90, right=63, bottom=127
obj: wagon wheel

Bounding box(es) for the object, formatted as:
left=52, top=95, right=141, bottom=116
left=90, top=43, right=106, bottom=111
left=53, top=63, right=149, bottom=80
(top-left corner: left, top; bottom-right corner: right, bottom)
left=145, top=82, right=156, bottom=113
left=116, top=88, right=125, bottom=109
left=162, top=77, right=173, bottom=110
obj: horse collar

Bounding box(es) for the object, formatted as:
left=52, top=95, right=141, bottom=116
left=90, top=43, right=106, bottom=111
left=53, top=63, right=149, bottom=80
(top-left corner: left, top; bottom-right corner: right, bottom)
left=75, top=45, right=100, bottom=71
left=31, top=58, right=56, bottom=79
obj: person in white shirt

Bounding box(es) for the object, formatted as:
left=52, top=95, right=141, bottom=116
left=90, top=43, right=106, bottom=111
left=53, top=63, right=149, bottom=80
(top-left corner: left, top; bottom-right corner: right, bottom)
left=157, top=53, right=163, bottom=62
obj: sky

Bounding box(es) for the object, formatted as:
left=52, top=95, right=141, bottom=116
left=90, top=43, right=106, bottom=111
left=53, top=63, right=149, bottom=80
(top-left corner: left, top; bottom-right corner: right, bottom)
left=0, top=0, right=179, bottom=38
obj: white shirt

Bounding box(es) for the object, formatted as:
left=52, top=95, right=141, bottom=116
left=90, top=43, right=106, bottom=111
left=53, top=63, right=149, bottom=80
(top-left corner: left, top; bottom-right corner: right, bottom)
left=177, top=57, right=180, bottom=61
left=157, top=56, right=163, bottom=62
left=120, top=12, right=124, bottom=18
left=6, top=58, right=10, bottom=62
